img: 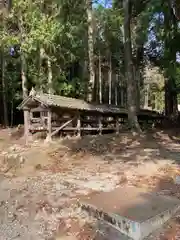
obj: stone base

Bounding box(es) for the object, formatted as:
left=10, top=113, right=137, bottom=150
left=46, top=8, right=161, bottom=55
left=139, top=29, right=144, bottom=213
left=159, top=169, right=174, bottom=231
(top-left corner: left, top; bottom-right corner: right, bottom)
left=80, top=186, right=180, bottom=240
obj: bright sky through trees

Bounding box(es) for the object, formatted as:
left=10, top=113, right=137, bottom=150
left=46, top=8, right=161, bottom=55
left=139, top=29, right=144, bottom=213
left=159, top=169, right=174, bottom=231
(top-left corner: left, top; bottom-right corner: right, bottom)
left=94, top=0, right=112, bottom=8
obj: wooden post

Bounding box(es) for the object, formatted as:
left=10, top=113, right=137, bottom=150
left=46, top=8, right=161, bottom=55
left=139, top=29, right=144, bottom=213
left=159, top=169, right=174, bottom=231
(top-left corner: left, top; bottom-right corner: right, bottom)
left=115, top=74, right=118, bottom=106
left=98, top=115, right=102, bottom=135
left=23, top=107, right=30, bottom=144
left=77, top=113, right=81, bottom=137
left=116, top=116, right=119, bottom=135
left=46, top=108, right=52, bottom=142
left=120, top=88, right=124, bottom=107
left=30, top=110, right=33, bottom=119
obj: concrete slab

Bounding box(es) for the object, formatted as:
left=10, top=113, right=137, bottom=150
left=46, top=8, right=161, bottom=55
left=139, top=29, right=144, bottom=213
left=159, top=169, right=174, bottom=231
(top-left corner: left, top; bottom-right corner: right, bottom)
left=79, top=186, right=180, bottom=240
left=96, top=220, right=131, bottom=240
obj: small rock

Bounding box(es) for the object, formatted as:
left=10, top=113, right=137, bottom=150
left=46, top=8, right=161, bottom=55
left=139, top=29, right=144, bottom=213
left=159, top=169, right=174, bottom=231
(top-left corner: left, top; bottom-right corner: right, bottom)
left=35, top=164, right=42, bottom=170
left=1, top=151, right=7, bottom=155
left=2, top=166, right=12, bottom=173
left=5, top=172, right=14, bottom=178
left=174, top=176, right=180, bottom=185
left=9, top=146, right=16, bottom=151
left=0, top=200, right=5, bottom=207
left=19, top=156, right=25, bottom=164
left=8, top=212, right=17, bottom=222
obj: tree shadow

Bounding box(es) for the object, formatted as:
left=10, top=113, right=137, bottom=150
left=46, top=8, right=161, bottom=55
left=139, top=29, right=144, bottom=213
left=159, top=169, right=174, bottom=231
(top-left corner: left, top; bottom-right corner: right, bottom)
left=50, top=130, right=180, bottom=239
left=59, top=130, right=180, bottom=168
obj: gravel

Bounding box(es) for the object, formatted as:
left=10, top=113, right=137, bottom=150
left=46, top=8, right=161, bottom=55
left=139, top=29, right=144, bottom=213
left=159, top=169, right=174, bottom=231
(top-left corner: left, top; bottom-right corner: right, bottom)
left=0, top=170, right=121, bottom=240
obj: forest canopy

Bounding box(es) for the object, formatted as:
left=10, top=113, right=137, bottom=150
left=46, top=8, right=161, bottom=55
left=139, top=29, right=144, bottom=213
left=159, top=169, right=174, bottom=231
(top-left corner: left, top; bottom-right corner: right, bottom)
left=0, top=0, right=180, bottom=130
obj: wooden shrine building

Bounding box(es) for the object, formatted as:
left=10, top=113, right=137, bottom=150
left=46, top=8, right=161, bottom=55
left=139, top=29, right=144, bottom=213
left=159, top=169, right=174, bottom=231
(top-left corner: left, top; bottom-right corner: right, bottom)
left=18, top=90, right=164, bottom=141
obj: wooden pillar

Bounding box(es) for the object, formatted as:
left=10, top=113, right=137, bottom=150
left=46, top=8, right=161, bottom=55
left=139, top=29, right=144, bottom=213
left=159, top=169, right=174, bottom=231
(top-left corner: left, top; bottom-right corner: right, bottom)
left=23, top=107, right=30, bottom=144
left=77, top=113, right=81, bottom=137
left=116, top=116, right=119, bottom=135
left=115, top=74, right=118, bottom=106
left=98, top=115, right=102, bottom=135
left=120, top=88, right=124, bottom=107
left=46, top=108, right=52, bottom=141
left=30, top=110, right=33, bottom=120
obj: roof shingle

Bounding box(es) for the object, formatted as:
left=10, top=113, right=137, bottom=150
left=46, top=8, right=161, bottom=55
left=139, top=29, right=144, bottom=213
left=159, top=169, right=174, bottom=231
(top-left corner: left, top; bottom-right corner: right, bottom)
left=18, top=93, right=163, bottom=117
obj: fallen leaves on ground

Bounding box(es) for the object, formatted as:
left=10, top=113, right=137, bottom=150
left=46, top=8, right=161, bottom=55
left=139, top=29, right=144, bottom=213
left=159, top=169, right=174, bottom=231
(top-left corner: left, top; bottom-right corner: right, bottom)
left=0, top=129, right=180, bottom=239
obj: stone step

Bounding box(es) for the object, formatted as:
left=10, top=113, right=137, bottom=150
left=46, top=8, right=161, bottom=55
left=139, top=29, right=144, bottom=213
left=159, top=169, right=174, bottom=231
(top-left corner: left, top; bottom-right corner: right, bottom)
left=79, top=186, right=180, bottom=240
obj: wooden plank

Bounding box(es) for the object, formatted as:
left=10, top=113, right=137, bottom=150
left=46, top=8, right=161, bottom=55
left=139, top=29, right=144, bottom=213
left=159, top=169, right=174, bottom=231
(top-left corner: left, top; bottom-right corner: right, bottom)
left=24, top=108, right=30, bottom=144
left=46, top=109, right=52, bottom=141
left=82, top=119, right=116, bottom=124
left=62, top=127, right=116, bottom=131
left=98, top=116, right=103, bottom=135
left=31, top=118, right=41, bottom=123
left=116, top=117, right=119, bottom=135
left=77, top=114, right=81, bottom=137
left=63, top=127, right=98, bottom=131
left=50, top=117, right=75, bottom=137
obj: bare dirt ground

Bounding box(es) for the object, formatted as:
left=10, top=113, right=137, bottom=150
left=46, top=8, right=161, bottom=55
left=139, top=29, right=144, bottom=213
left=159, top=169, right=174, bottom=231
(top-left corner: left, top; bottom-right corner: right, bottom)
left=1, top=128, right=180, bottom=239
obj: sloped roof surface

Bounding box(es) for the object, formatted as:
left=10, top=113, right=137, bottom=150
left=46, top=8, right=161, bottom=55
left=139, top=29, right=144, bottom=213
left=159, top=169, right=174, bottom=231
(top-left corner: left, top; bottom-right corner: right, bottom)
left=18, top=93, right=127, bottom=114
left=18, top=93, right=163, bottom=117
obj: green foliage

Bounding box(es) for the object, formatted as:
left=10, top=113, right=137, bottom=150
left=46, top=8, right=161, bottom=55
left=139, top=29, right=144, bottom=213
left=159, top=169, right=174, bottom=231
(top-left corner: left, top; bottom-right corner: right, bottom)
left=1, top=0, right=180, bottom=125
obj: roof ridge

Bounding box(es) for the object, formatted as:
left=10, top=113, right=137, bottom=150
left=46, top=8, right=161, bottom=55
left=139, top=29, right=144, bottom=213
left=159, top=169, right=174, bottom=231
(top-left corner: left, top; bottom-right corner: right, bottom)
left=39, top=93, right=86, bottom=102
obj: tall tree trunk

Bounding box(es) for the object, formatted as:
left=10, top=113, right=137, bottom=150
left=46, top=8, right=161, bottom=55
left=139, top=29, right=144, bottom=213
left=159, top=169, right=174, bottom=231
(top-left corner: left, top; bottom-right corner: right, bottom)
left=120, top=76, right=124, bottom=107
left=108, top=54, right=112, bottom=105
left=1, top=47, right=9, bottom=127
left=115, top=74, right=118, bottom=105
left=171, top=7, right=178, bottom=116
left=164, top=78, right=173, bottom=116
left=21, top=54, right=28, bottom=99
left=1, top=13, right=9, bottom=127
left=173, top=92, right=178, bottom=114
left=172, top=0, right=180, bottom=19
left=86, top=0, right=95, bottom=102
left=21, top=53, right=30, bottom=142
left=18, top=14, right=28, bottom=99
left=134, top=66, right=141, bottom=111
left=10, top=99, right=14, bottom=127
left=134, top=41, right=144, bottom=111
left=47, top=57, right=53, bottom=94
left=37, top=46, right=43, bottom=91
left=123, top=0, right=141, bottom=132
left=144, top=84, right=149, bottom=108
left=164, top=1, right=178, bottom=117
left=98, top=51, right=102, bottom=104
left=18, top=13, right=29, bottom=142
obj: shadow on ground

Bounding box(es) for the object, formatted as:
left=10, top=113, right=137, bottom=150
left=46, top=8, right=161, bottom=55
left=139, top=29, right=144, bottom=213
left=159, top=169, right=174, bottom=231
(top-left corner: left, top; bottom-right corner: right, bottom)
left=59, top=129, right=180, bottom=167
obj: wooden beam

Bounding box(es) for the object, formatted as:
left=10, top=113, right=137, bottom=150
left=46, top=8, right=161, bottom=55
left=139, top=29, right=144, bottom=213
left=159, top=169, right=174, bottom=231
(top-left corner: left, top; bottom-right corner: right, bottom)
left=115, top=116, right=119, bottom=135
left=50, top=117, right=75, bottom=137
left=98, top=116, right=102, bottom=135
left=62, top=127, right=115, bottom=131
left=46, top=109, right=52, bottom=141
left=23, top=107, right=30, bottom=144
left=77, top=114, right=81, bottom=137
